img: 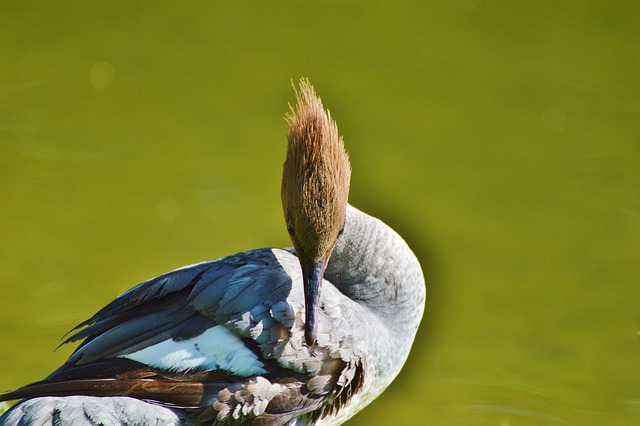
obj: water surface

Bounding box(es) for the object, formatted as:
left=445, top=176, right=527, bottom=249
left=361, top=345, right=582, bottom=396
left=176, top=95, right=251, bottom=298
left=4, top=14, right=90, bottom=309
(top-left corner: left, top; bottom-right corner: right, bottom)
left=1, top=2, right=639, bottom=424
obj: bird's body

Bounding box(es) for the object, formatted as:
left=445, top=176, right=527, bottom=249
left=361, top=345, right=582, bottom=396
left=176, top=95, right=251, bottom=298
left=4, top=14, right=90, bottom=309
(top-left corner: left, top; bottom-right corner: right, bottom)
left=0, top=81, right=425, bottom=425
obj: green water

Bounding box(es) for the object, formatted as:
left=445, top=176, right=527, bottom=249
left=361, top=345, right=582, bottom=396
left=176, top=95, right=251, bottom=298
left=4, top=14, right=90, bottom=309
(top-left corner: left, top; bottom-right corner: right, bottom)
left=1, top=2, right=639, bottom=424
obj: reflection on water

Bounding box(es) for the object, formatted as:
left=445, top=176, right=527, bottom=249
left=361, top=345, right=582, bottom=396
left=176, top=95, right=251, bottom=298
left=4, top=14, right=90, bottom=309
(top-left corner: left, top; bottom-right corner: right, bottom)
left=1, top=2, right=639, bottom=425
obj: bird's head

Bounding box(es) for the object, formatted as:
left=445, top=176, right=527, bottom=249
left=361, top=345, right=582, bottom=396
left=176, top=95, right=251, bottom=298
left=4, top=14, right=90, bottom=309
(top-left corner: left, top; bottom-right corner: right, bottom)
left=281, top=79, right=351, bottom=346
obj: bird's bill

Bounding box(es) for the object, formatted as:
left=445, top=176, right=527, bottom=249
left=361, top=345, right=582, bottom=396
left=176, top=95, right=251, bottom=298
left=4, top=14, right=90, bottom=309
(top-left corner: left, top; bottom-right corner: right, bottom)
left=300, top=255, right=327, bottom=346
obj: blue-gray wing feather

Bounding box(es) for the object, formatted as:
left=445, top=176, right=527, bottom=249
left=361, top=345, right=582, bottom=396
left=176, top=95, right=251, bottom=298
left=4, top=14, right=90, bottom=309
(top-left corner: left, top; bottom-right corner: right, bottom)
left=60, top=249, right=296, bottom=371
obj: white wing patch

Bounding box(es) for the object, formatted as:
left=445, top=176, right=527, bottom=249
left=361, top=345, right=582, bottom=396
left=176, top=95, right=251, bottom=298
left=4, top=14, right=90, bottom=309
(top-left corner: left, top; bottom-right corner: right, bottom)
left=120, top=325, right=266, bottom=376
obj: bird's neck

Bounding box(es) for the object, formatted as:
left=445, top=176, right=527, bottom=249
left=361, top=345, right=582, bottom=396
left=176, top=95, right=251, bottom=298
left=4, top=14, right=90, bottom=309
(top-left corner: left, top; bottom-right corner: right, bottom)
left=325, top=205, right=425, bottom=342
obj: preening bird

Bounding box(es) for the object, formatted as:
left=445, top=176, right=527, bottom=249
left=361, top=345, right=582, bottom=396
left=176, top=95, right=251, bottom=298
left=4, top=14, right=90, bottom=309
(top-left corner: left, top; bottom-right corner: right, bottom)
left=0, top=79, right=425, bottom=425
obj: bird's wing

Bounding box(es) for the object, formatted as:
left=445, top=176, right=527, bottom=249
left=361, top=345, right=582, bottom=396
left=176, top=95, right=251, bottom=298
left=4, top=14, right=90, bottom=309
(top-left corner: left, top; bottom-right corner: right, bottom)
left=61, top=249, right=295, bottom=372
left=1, top=248, right=364, bottom=425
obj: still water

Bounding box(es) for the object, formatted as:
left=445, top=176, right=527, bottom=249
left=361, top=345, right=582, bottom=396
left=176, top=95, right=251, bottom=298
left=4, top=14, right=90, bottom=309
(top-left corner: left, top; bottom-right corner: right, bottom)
left=1, top=2, right=639, bottom=425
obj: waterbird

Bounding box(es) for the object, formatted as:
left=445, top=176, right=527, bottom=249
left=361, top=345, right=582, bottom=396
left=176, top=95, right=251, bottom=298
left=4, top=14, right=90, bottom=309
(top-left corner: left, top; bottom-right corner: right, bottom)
left=0, top=79, right=426, bottom=425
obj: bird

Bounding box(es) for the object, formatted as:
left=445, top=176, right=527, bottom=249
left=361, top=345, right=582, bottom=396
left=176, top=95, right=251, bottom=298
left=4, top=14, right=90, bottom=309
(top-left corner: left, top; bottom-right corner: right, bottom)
left=0, top=79, right=425, bottom=425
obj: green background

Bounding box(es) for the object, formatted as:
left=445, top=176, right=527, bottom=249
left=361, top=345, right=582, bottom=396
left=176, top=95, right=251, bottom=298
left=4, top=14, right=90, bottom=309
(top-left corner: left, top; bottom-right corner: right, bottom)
left=1, top=2, right=639, bottom=424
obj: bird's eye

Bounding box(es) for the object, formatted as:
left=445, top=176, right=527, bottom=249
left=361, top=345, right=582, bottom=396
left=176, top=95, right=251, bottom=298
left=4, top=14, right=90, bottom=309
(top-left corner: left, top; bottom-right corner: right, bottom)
left=287, top=219, right=295, bottom=236
left=338, top=223, right=345, bottom=237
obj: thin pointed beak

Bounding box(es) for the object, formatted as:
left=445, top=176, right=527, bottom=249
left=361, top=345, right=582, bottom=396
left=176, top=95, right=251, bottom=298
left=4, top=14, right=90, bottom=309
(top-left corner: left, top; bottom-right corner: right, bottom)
left=300, top=255, right=327, bottom=346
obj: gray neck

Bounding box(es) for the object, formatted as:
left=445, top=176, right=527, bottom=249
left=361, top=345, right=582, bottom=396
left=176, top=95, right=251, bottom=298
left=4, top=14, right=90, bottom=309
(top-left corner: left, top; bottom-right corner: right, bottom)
left=325, top=205, right=425, bottom=344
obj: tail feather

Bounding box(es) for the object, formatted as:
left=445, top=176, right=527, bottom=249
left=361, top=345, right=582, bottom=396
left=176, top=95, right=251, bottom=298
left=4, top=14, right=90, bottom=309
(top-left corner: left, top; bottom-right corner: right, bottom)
left=0, top=378, right=212, bottom=408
